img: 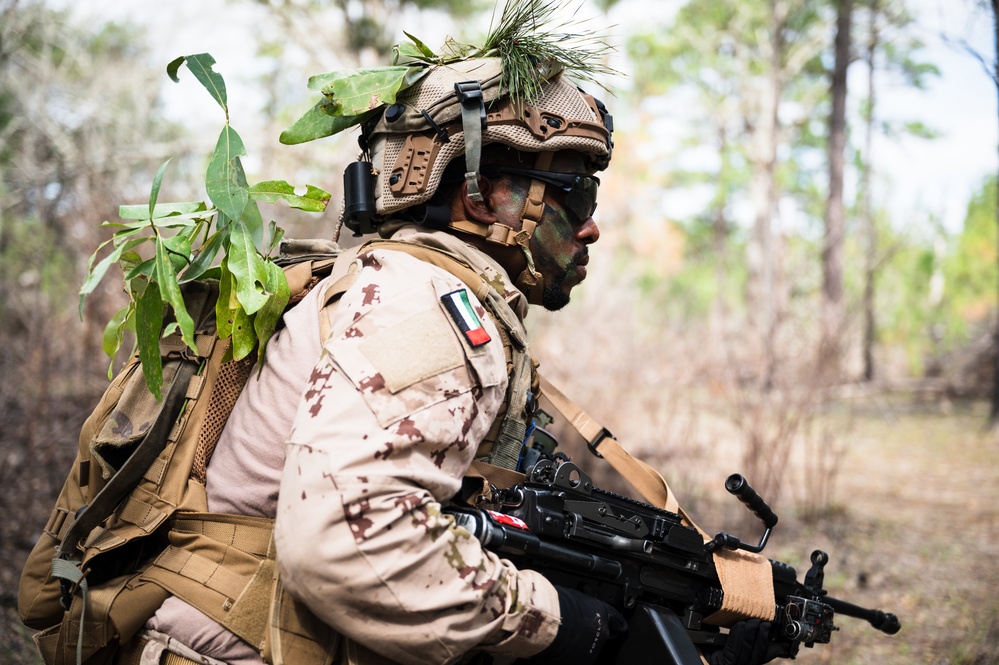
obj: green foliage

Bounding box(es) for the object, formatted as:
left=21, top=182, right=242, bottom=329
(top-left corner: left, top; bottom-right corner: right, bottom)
left=943, top=177, right=998, bottom=332
left=81, top=54, right=332, bottom=399
left=309, top=65, right=428, bottom=116
left=874, top=177, right=996, bottom=370
left=281, top=0, right=616, bottom=145
left=638, top=257, right=718, bottom=321
left=874, top=228, right=940, bottom=374
left=869, top=176, right=996, bottom=375
left=632, top=215, right=750, bottom=324
left=476, top=0, right=617, bottom=108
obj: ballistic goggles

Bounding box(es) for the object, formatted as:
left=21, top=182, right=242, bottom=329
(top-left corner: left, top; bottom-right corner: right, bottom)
left=487, top=166, right=600, bottom=223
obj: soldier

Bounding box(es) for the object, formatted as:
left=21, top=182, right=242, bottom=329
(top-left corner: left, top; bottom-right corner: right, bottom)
left=133, top=30, right=773, bottom=665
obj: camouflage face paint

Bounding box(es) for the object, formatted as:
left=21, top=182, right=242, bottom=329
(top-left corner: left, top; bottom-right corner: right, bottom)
left=530, top=200, right=590, bottom=311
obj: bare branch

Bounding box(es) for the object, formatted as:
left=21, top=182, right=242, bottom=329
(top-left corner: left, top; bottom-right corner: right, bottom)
left=941, top=32, right=999, bottom=86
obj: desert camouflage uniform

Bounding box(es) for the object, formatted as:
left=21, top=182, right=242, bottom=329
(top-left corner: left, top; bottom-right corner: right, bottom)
left=146, top=225, right=560, bottom=665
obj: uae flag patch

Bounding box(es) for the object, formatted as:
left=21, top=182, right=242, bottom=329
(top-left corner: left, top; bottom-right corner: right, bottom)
left=441, top=289, right=491, bottom=347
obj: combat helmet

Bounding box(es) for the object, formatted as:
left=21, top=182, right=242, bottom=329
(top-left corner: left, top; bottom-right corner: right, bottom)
left=281, top=0, right=615, bottom=302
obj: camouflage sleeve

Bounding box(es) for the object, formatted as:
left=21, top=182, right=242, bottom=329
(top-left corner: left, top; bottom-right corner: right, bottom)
left=274, top=249, right=560, bottom=665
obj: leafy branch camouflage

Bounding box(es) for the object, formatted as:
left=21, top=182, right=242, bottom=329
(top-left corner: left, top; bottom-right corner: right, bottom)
left=280, top=0, right=617, bottom=146
left=81, top=53, right=332, bottom=399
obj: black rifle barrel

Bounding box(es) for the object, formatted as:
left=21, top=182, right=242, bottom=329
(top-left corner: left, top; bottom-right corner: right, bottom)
left=823, top=595, right=901, bottom=634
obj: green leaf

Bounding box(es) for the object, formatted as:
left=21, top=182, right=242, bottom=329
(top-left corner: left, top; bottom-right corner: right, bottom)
left=393, top=41, right=427, bottom=64
left=135, top=280, right=164, bottom=400
left=168, top=53, right=228, bottom=116
left=180, top=228, right=226, bottom=283
left=247, top=180, right=332, bottom=213
left=120, top=250, right=143, bottom=276
left=306, top=69, right=354, bottom=91
left=119, top=201, right=208, bottom=220
left=317, top=66, right=425, bottom=116
left=403, top=31, right=437, bottom=59
left=279, top=100, right=373, bottom=145
left=227, top=221, right=270, bottom=315
left=78, top=236, right=146, bottom=315
left=80, top=243, right=125, bottom=301
left=232, top=156, right=263, bottom=248
left=162, top=229, right=194, bottom=254
left=216, top=259, right=235, bottom=341
left=124, top=257, right=156, bottom=281
left=155, top=240, right=196, bottom=353
left=105, top=214, right=207, bottom=231
left=230, top=305, right=255, bottom=362
left=86, top=235, right=115, bottom=271
left=149, top=158, right=172, bottom=221
left=104, top=304, right=135, bottom=380
left=267, top=221, right=285, bottom=255
left=108, top=227, right=147, bottom=244
left=102, top=305, right=131, bottom=358
left=197, top=266, right=223, bottom=281
left=162, top=230, right=195, bottom=271
left=206, top=126, right=249, bottom=222
left=253, top=260, right=290, bottom=365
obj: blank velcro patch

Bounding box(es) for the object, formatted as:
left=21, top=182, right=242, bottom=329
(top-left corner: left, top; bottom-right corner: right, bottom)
left=441, top=289, right=491, bottom=347
left=359, top=308, right=465, bottom=394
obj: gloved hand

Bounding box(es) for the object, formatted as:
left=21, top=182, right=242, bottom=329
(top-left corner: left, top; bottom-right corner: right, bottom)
left=704, top=619, right=775, bottom=665
left=530, top=586, right=628, bottom=665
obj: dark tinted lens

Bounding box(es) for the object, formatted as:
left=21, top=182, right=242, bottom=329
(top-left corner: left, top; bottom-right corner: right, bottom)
left=492, top=167, right=599, bottom=222
left=564, top=176, right=598, bottom=222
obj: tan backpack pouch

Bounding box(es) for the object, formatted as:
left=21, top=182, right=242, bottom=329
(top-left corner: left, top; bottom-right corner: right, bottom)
left=31, top=566, right=169, bottom=665
left=18, top=356, right=145, bottom=631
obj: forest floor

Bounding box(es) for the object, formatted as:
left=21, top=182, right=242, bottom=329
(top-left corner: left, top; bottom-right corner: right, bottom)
left=654, top=393, right=999, bottom=665
left=777, top=396, right=999, bottom=665
left=2, top=393, right=997, bottom=664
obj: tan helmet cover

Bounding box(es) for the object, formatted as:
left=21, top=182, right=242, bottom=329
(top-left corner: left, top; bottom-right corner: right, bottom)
left=366, top=57, right=612, bottom=217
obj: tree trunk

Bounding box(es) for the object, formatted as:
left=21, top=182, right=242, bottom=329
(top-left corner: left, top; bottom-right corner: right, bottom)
left=746, top=0, right=785, bottom=391
left=990, top=0, right=999, bottom=426
left=712, top=124, right=732, bottom=332
left=822, top=0, right=852, bottom=381
left=861, top=1, right=879, bottom=382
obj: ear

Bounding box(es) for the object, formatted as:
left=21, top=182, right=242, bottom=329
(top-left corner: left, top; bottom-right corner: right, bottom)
left=461, top=176, right=499, bottom=224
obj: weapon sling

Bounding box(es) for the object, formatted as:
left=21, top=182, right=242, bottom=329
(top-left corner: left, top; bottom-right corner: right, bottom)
left=538, top=375, right=683, bottom=515
left=537, top=375, right=777, bottom=627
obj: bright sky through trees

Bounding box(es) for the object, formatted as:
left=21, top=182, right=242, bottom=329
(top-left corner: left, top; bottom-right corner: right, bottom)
left=54, top=0, right=998, bottom=236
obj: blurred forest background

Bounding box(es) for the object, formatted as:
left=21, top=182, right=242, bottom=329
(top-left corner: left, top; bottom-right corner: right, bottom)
left=2, top=0, right=999, bottom=663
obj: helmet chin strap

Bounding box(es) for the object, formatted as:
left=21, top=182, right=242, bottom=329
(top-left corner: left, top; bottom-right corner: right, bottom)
left=512, top=151, right=553, bottom=305
left=447, top=151, right=554, bottom=305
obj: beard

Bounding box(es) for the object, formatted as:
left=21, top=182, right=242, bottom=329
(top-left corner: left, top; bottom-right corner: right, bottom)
left=541, top=279, right=572, bottom=311
left=539, top=248, right=588, bottom=312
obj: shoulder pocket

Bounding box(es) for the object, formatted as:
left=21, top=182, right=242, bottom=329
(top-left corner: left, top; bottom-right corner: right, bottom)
left=328, top=276, right=504, bottom=427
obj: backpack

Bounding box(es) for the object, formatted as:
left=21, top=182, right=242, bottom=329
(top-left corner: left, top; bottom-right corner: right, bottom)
left=17, top=237, right=541, bottom=665
left=16, top=239, right=349, bottom=665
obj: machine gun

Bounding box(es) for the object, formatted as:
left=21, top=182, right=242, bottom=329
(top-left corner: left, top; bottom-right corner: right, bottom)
left=448, top=458, right=899, bottom=664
